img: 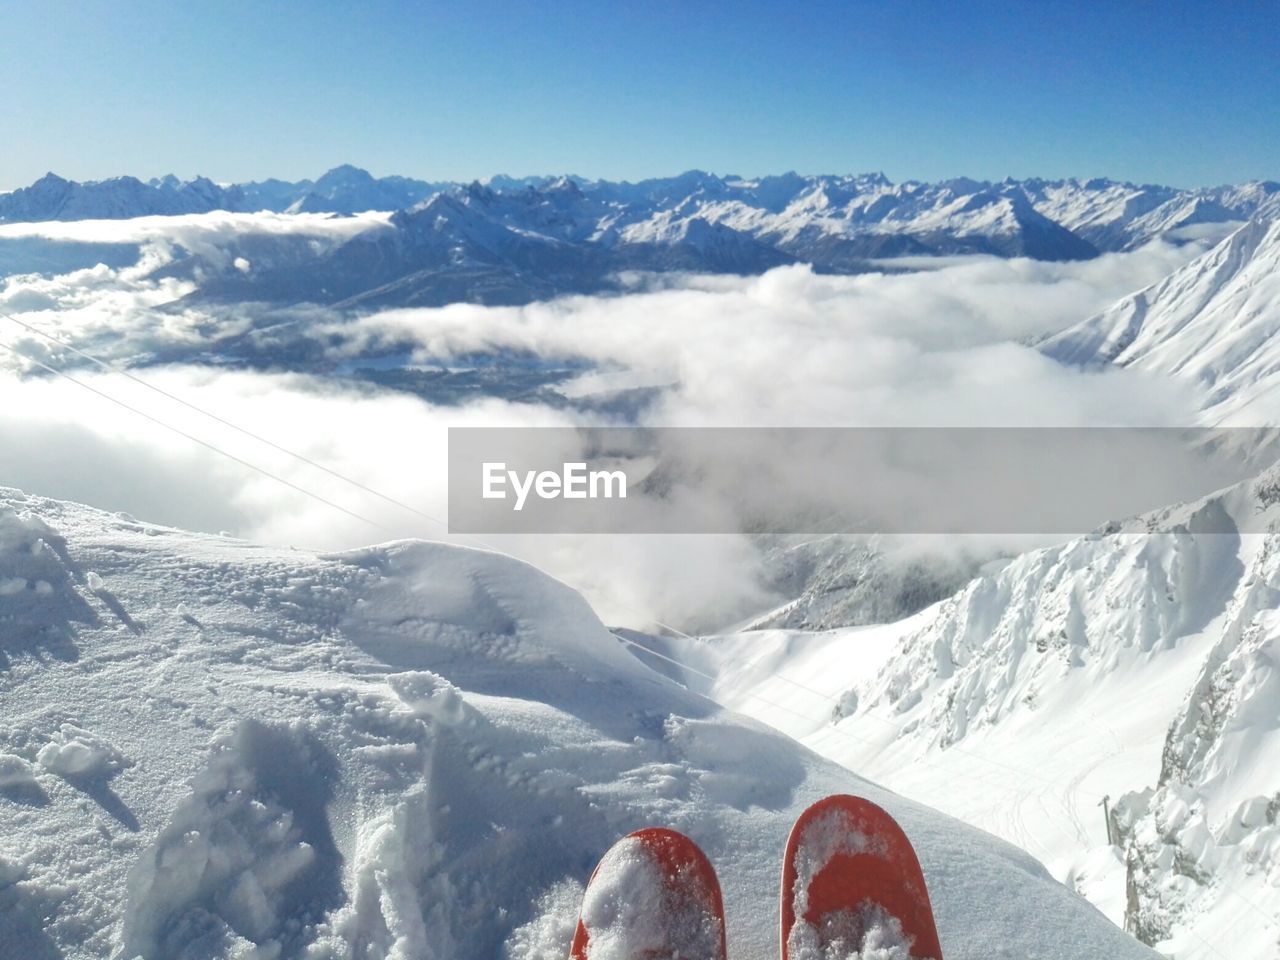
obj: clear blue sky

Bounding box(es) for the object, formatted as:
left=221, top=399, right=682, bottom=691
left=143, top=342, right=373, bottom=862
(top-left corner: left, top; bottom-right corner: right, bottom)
left=2, top=0, right=1276, bottom=191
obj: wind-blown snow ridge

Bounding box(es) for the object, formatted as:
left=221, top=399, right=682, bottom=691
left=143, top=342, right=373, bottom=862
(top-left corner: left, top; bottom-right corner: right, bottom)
left=0, top=487, right=1154, bottom=959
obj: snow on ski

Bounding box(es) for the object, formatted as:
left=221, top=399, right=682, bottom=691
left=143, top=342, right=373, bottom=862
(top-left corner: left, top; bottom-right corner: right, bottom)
left=570, top=827, right=727, bottom=960
left=782, top=795, right=944, bottom=960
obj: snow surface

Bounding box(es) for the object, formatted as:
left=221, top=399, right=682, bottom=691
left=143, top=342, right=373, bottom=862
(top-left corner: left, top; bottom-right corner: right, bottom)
left=0, top=487, right=1155, bottom=959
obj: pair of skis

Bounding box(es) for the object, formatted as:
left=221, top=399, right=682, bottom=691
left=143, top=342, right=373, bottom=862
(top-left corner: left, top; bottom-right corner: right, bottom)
left=569, top=794, right=943, bottom=960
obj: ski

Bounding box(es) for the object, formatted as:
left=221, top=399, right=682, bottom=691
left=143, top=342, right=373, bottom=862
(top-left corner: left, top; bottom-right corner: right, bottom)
left=570, top=827, right=727, bottom=960
left=781, top=794, right=944, bottom=960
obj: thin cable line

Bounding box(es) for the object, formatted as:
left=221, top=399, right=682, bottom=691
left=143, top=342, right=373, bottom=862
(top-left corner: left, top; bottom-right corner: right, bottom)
left=1, top=309, right=455, bottom=531
left=0, top=310, right=700, bottom=638
left=0, top=339, right=395, bottom=536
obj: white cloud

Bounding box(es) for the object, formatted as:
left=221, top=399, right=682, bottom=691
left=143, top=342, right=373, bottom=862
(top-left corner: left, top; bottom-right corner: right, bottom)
left=0, top=209, right=392, bottom=246
left=0, top=230, right=1220, bottom=629
left=329, top=248, right=1206, bottom=428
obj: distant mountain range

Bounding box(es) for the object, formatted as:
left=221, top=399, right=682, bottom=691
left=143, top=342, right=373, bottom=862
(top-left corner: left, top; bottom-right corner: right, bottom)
left=4, top=166, right=1279, bottom=308
left=0, top=165, right=449, bottom=221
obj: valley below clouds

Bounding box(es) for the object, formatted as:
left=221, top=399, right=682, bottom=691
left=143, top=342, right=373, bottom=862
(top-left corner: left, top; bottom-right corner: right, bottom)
left=0, top=211, right=1222, bottom=629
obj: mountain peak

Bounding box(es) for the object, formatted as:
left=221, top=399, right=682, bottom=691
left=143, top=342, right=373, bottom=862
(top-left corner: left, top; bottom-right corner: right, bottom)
left=314, top=164, right=376, bottom=186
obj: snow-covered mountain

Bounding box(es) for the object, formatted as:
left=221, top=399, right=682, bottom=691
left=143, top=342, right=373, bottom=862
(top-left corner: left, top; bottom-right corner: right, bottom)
left=3, top=170, right=1276, bottom=261
left=695, top=466, right=1280, bottom=958
left=7, top=169, right=1276, bottom=255
left=0, top=173, right=248, bottom=223
left=5, top=167, right=1277, bottom=308
left=1018, top=177, right=1280, bottom=250
left=196, top=179, right=798, bottom=308
left=173, top=176, right=1162, bottom=307
left=281, top=164, right=447, bottom=215
left=0, top=487, right=1154, bottom=960
left=1043, top=217, right=1280, bottom=423
left=0, top=168, right=446, bottom=223
left=740, top=536, right=980, bottom=633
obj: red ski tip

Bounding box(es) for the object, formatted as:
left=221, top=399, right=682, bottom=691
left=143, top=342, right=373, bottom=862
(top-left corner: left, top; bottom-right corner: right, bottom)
left=781, top=795, right=944, bottom=960
left=569, top=827, right=727, bottom=960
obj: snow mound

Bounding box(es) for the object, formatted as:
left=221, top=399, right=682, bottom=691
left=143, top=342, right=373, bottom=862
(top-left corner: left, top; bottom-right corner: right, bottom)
left=36, top=723, right=129, bottom=778
left=0, top=752, right=37, bottom=788
left=0, top=502, right=97, bottom=667
left=0, top=488, right=1156, bottom=960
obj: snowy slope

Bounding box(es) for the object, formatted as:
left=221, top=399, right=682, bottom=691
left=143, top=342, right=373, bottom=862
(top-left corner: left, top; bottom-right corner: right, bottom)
left=702, top=468, right=1280, bottom=957
left=1043, top=218, right=1280, bottom=423
left=1017, top=178, right=1279, bottom=250
left=736, top=536, right=978, bottom=633
left=0, top=487, right=1154, bottom=960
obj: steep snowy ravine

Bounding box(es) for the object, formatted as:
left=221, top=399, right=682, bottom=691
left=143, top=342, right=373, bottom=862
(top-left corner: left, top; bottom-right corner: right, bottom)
left=701, top=470, right=1280, bottom=958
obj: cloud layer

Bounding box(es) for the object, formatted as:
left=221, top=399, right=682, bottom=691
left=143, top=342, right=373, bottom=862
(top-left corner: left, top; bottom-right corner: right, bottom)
left=0, top=219, right=1220, bottom=628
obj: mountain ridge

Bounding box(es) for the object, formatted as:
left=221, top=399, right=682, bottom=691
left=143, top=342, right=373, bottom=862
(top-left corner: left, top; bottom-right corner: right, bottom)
left=5, top=166, right=1277, bottom=256
left=6, top=166, right=1277, bottom=308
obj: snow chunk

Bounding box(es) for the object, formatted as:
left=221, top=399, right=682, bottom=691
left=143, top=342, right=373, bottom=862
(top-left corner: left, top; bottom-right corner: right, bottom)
left=0, top=505, right=96, bottom=654
left=0, top=851, right=26, bottom=888
left=37, top=723, right=129, bottom=778
left=0, top=505, right=58, bottom=555
left=0, top=753, right=37, bottom=788
left=387, top=670, right=477, bottom=726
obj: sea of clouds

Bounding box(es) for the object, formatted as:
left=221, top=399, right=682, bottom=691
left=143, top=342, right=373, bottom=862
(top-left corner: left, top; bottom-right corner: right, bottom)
left=0, top=213, right=1219, bottom=629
